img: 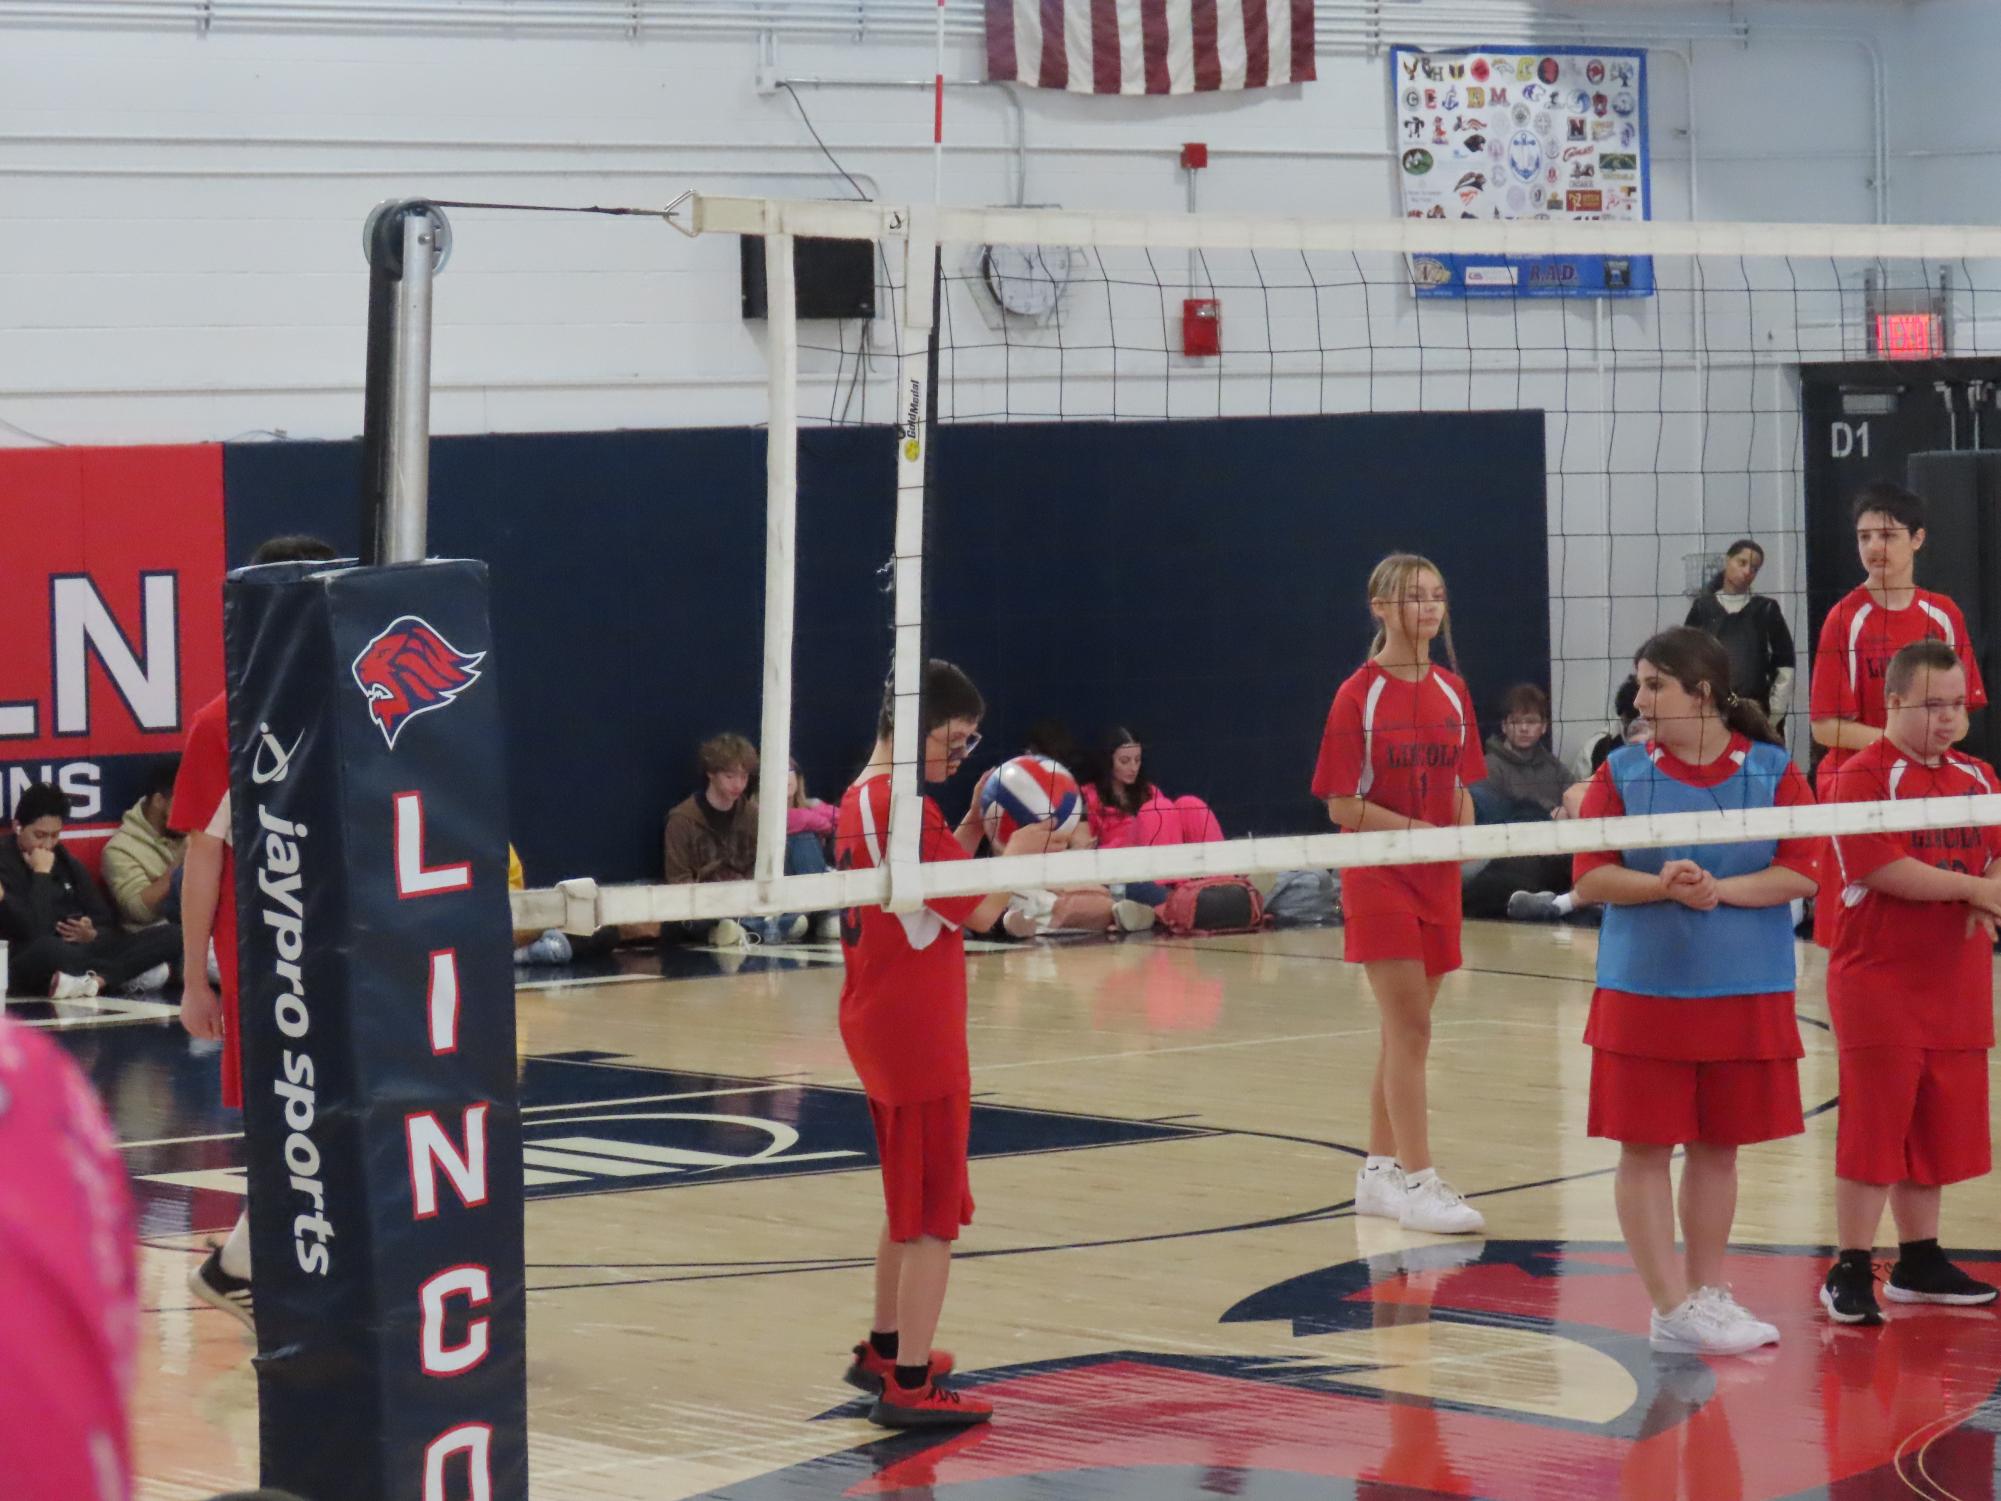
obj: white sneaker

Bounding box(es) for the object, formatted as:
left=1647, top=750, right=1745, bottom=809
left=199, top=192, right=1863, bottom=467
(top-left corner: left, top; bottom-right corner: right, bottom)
left=1112, top=899, right=1156, bottom=933
left=122, top=962, right=172, bottom=995
left=813, top=913, right=843, bottom=942
left=1693, top=1285, right=1779, bottom=1348
left=777, top=914, right=810, bottom=943
left=1001, top=907, right=1039, bottom=939
left=1398, top=1172, right=1486, bottom=1235
left=49, top=972, right=102, bottom=1000
left=708, top=918, right=750, bottom=949
left=1650, top=1290, right=1770, bottom=1355
left=1354, top=1162, right=1409, bottom=1220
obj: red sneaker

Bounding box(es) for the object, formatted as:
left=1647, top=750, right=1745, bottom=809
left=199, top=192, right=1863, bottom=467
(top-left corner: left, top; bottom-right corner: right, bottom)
left=868, top=1376, right=992, bottom=1429
left=842, top=1342, right=956, bottom=1394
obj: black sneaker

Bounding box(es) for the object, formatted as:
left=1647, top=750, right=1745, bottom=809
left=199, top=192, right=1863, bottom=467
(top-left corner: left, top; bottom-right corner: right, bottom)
left=868, top=1375, right=993, bottom=1429
left=188, top=1246, right=254, bottom=1330
left=1885, top=1256, right=2000, bottom=1307
left=1820, top=1259, right=1884, bottom=1326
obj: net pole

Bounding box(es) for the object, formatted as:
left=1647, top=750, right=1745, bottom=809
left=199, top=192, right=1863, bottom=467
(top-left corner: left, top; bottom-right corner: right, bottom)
left=754, top=230, right=800, bottom=895
left=887, top=211, right=939, bottom=909
left=386, top=207, right=438, bottom=564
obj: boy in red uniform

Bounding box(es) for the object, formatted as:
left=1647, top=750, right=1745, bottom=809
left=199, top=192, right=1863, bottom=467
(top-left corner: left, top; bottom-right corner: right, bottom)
left=174, top=534, right=337, bottom=1327
left=1808, top=482, right=1985, bottom=946
left=1313, top=552, right=1488, bottom=1236
left=1822, top=639, right=2001, bottom=1324
left=835, top=659, right=1053, bottom=1428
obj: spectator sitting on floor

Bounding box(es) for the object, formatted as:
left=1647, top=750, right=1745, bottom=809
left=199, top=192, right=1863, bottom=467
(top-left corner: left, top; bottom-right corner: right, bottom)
left=0, top=783, right=180, bottom=998
left=1463, top=685, right=1579, bottom=921
left=508, top=844, right=574, bottom=966
left=785, top=759, right=841, bottom=942
left=1082, top=726, right=1224, bottom=906
left=1470, top=684, right=1571, bottom=823
left=663, top=733, right=804, bottom=948
left=100, top=757, right=185, bottom=932
left=1494, top=681, right=1651, bottom=925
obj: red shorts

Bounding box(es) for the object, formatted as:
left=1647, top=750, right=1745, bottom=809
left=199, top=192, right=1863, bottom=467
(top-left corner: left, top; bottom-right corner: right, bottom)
left=867, top=1093, right=975, bottom=1244
left=1588, top=1051, right=1804, bottom=1146
left=1344, top=911, right=1461, bottom=976
left=1836, top=1047, right=1991, bottom=1187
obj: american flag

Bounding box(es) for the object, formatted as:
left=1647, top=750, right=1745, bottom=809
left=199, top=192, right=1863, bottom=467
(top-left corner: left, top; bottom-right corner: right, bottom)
left=985, top=0, right=1315, bottom=95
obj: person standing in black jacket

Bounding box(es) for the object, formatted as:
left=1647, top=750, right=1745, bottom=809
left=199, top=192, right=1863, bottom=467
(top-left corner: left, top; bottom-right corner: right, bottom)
left=1685, top=539, right=1797, bottom=721
left=0, top=782, right=179, bottom=998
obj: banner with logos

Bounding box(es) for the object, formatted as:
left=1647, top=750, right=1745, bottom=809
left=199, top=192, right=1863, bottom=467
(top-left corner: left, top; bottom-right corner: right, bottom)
left=1390, top=44, right=1653, bottom=299
left=226, top=559, right=526, bottom=1501
left=0, top=444, right=224, bottom=861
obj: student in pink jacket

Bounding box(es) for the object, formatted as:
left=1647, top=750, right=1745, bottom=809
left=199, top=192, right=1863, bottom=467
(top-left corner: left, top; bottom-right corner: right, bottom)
left=788, top=759, right=842, bottom=941
left=1082, top=727, right=1223, bottom=904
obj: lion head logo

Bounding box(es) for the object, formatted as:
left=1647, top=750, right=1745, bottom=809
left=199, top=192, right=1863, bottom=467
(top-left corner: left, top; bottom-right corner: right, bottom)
left=350, top=615, right=483, bottom=749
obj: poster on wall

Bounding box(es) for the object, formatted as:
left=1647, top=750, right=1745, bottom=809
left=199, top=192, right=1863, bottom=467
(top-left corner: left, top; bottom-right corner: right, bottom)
left=1389, top=44, right=1653, bottom=299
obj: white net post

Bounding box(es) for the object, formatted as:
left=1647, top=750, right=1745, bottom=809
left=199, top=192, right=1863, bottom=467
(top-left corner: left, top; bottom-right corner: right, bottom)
left=887, top=209, right=941, bottom=912
left=754, top=229, right=799, bottom=899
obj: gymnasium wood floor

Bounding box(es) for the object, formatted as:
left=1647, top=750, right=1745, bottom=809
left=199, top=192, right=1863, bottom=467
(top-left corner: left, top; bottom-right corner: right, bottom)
left=41, top=919, right=2001, bottom=1499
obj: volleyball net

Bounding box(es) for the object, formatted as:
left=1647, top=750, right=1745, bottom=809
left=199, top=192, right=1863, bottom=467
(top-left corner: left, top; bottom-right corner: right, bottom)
left=517, top=197, right=2001, bottom=932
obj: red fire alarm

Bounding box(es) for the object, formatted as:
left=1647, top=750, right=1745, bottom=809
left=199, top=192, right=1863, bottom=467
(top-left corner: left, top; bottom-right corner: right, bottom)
left=1182, top=297, right=1221, bottom=357
left=1180, top=141, right=1208, bottom=170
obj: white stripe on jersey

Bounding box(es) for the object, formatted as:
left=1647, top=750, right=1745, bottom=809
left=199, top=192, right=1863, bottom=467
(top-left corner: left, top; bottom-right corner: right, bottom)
left=1355, top=672, right=1388, bottom=799
left=207, top=790, right=233, bottom=847
left=858, top=777, right=885, bottom=866
left=1845, top=602, right=1874, bottom=695
left=1918, top=597, right=1957, bottom=644
left=1948, top=751, right=1996, bottom=793
left=1887, top=756, right=1911, bottom=801
left=1431, top=672, right=1468, bottom=794
left=855, top=774, right=947, bottom=949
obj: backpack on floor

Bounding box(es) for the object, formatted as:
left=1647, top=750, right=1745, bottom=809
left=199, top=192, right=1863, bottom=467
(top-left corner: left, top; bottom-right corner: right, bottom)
left=1158, top=876, right=1265, bottom=937
left=1264, top=869, right=1338, bottom=927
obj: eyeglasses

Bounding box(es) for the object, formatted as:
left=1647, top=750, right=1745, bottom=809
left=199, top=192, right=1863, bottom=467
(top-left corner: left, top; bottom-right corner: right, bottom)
left=948, top=731, right=982, bottom=757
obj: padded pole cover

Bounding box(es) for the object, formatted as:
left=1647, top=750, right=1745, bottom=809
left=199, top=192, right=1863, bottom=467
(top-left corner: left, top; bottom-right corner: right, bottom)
left=225, top=558, right=527, bottom=1501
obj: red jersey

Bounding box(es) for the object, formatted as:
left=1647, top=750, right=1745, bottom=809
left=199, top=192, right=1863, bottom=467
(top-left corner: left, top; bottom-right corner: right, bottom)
left=1573, top=736, right=1817, bottom=1061
left=1827, top=736, right=2001, bottom=1051
left=834, top=774, right=985, bottom=1106
left=169, top=693, right=242, bottom=1108
left=1810, top=585, right=1985, bottom=784
left=0, top=1016, right=137, bottom=1501
left=1311, top=660, right=1486, bottom=923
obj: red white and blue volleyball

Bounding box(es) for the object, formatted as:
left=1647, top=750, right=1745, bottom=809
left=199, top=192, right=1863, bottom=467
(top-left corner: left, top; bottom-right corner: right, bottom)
left=979, top=755, right=1081, bottom=848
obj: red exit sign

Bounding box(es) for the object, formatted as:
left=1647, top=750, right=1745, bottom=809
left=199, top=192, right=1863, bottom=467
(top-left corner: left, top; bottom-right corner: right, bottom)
left=1874, top=311, right=1942, bottom=360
